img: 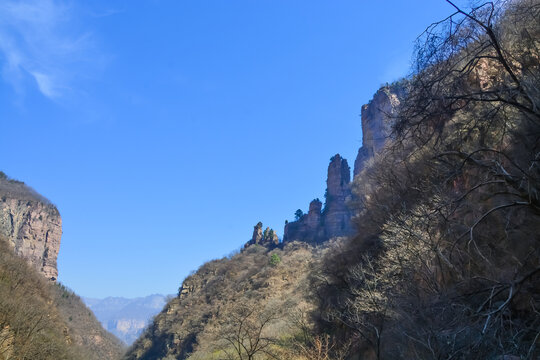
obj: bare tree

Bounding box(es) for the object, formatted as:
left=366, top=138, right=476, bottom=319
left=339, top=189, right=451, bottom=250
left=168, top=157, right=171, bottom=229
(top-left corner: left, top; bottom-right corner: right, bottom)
left=319, top=1, right=540, bottom=358
left=398, top=0, right=540, bottom=140
left=296, top=334, right=349, bottom=360
left=215, top=302, right=282, bottom=360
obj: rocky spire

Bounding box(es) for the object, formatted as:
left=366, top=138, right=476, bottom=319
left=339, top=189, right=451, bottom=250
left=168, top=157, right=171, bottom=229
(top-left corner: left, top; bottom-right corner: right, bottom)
left=305, top=199, right=322, bottom=229
left=326, top=154, right=351, bottom=203
left=251, top=222, right=263, bottom=244
left=323, top=154, right=353, bottom=237
left=244, top=222, right=279, bottom=248
left=283, top=155, right=353, bottom=243
left=262, top=227, right=279, bottom=246
left=283, top=84, right=405, bottom=244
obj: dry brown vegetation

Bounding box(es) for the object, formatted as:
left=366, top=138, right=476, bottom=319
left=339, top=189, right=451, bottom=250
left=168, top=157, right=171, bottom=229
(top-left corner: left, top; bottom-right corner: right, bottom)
left=318, top=1, right=540, bottom=359
left=0, top=172, right=52, bottom=205
left=125, top=242, right=335, bottom=360
left=0, top=235, right=124, bottom=360
left=0, top=236, right=76, bottom=360
left=52, top=284, right=126, bottom=360
left=127, top=1, right=540, bottom=359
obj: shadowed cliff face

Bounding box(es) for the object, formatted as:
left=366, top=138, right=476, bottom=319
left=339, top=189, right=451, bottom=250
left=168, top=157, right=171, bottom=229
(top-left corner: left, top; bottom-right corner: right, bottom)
left=0, top=175, right=61, bottom=281
left=353, top=85, right=404, bottom=177
left=283, top=154, right=354, bottom=243
left=323, top=154, right=353, bottom=237
left=281, top=85, right=404, bottom=245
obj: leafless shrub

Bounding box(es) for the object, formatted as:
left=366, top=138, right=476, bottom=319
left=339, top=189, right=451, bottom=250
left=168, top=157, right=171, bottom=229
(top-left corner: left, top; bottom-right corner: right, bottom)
left=318, top=1, right=540, bottom=358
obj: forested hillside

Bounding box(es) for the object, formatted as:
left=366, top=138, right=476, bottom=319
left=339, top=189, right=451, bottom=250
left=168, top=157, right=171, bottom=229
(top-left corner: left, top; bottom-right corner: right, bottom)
left=318, top=0, right=540, bottom=358
left=0, top=236, right=124, bottom=360
left=127, top=1, right=540, bottom=359
left=0, top=172, right=125, bottom=359
left=125, top=242, right=328, bottom=359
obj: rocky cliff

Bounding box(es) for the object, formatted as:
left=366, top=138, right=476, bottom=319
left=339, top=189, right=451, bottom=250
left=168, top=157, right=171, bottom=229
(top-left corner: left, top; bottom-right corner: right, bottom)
left=353, top=84, right=404, bottom=177
left=0, top=173, right=61, bottom=280
left=244, top=222, right=279, bottom=248
left=282, top=84, right=404, bottom=244
left=125, top=84, right=409, bottom=359
left=283, top=154, right=354, bottom=243
left=0, top=172, right=125, bottom=359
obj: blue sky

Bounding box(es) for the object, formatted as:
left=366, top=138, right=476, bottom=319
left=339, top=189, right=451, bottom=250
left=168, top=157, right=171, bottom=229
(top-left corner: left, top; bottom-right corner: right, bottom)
left=0, top=0, right=456, bottom=298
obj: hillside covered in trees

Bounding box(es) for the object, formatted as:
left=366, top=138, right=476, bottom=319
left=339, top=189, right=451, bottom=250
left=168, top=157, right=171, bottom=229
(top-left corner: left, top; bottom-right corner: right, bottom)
left=0, top=173, right=125, bottom=359
left=126, top=1, right=540, bottom=359
left=317, top=0, right=540, bottom=358
left=1, top=0, right=538, bottom=359
left=0, top=235, right=124, bottom=360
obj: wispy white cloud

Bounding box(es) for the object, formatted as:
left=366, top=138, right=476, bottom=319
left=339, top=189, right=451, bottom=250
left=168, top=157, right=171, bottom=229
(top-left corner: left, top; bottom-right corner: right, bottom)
left=30, top=71, right=58, bottom=98
left=0, top=0, right=99, bottom=99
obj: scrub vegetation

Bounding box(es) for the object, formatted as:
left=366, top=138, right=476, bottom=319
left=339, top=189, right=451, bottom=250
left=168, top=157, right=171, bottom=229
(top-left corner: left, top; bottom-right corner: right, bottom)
left=126, top=1, right=540, bottom=359
left=0, top=236, right=124, bottom=360
left=3, top=0, right=540, bottom=359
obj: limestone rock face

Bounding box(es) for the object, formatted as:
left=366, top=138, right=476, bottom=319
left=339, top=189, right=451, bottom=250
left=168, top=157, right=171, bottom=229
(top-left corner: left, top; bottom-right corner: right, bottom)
left=283, top=155, right=353, bottom=243
left=251, top=222, right=263, bottom=244
left=283, top=199, right=324, bottom=243
left=244, top=222, right=279, bottom=248
left=283, top=85, right=405, bottom=244
left=323, top=154, right=353, bottom=237
left=354, top=86, right=403, bottom=177
left=0, top=176, right=61, bottom=281
left=305, top=199, right=322, bottom=229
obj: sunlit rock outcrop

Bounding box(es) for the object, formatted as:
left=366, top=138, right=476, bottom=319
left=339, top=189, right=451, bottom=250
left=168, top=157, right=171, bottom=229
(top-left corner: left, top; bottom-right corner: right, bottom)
left=244, top=222, right=279, bottom=248
left=353, top=85, right=404, bottom=177
left=0, top=173, right=61, bottom=280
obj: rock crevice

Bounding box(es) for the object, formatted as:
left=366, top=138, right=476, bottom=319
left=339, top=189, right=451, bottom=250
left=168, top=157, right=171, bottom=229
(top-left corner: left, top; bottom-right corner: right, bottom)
left=0, top=175, right=61, bottom=281
left=244, top=222, right=279, bottom=248
left=283, top=154, right=354, bottom=243
left=282, top=84, right=404, bottom=244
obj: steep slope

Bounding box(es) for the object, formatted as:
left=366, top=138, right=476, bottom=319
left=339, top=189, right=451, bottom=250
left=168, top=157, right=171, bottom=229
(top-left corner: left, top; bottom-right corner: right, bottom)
left=84, top=295, right=170, bottom=345
left=0, top=172, right=125, bottom=359
left=316, top=1, right=540, bottom=358
left=0, top=235, right=124, bottom=360
left=128, top=1, right=539, bottom=359
left=125, top=242, right=326, bottom=360
left=0, top=235, right=78, bottom=360
left=125, top=73, right=404, bottom=360
left=52, top=285, right=126, bottom=360
left=0, top=172, right=61, bottom=280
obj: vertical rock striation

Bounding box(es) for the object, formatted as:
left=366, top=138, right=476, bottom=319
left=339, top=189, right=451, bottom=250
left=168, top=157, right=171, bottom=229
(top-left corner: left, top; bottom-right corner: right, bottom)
left=323, top=154, right=353, bottom=237
left=354, top=85, right=403, bottom=177
left=283, top=84, right=404, bottom=244
left=283, top=155, right=353, bottom=243
left=244, top=222, right=279, bottom=248
left=0, top=175, right=61, bottom=280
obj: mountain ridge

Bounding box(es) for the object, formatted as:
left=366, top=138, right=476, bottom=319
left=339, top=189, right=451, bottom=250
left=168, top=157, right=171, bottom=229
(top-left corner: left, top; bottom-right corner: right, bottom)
left=126, top=1, right=540, bottom=358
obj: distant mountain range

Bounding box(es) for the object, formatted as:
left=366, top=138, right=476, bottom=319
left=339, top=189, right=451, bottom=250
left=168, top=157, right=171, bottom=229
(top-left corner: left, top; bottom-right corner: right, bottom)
left=84, top=294, right=171, bottom=345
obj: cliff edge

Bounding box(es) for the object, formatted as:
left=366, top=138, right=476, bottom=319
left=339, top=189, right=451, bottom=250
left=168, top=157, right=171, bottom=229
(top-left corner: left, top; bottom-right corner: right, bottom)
left=0, top=172, right=62, bottom=280
left=282, top=83, right=405, bottom=244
